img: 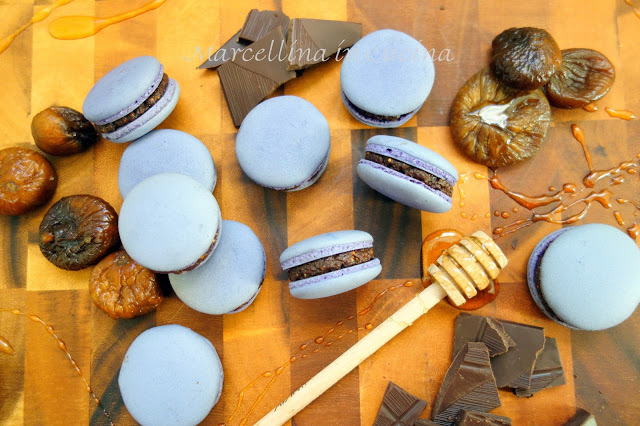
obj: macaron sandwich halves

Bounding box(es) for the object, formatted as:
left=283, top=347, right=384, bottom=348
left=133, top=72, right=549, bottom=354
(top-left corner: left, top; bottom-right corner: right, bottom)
left=280, top=230, right=382, bottom=299
left=83, top=56, right=180, bottom=143
left=357, top=135, right=458, bottom=213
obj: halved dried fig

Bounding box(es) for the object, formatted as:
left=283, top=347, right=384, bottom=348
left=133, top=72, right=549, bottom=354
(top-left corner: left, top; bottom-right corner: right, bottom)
left=0, top=147, right=57, bottom=216
left=450, top=68, right=552, bottom=168
left=39, top=195, right=119, bottom=270
left=545, top=48, right=615, bottom=109
left=90, top=249, right=162, bottom=319
left=491, top=27, right=561, bottom=90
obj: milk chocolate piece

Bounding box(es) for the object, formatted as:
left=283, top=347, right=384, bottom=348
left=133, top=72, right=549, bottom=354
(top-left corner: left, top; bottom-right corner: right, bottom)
left=218, top=27, right=296, bottom=126
left=453, top=313, right=516, bottom=358
left=455, top=409, right=512, bottom=425
left=490, top=320, right=545, bottom=389
left=564, top=408, right=597, bottom=426
left=286, top=18, right=362, bottom=70
left=431, top=342, right=501, bottom=425
left=373, top=381, right=428, bottom=426
left=514, top=337, right=565, bottom=397
left=239, top=9, right=290, bottom=43
left=198, top=30, right=247, bottom=70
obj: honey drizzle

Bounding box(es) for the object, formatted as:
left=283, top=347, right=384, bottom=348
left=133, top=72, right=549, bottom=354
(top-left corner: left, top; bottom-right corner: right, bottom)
left=0, top=335, right=15, bottom=354
left=583, top=103, right=599, bottom=112
left=48, top=0, right=167, bottom=40
left=0, top=308, right=113, bottom=425
left=572, top=124, right=593, bottom=172
left=0, top=0, right=75, bottom=55
left=605, top=107, right=637, bottom=120
left=624, top=0, right=640, bottom=18
left=228, top=281, right=415, bottom=425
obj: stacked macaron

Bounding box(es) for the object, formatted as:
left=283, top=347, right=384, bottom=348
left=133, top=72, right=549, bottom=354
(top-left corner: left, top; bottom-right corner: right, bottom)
left=83, top=56, right=180, bottom=143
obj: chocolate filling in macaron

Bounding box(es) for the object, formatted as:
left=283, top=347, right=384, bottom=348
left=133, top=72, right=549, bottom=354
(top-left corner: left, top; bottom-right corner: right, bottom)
left=341, top=91, right=415, bottom=125
left=95, top=74, right=169, bottom=134
left=169, top=226, right=221, bottom=275
left=288, top=247, right=374, bottom=281
left=364, top=152, right=454, bottom=197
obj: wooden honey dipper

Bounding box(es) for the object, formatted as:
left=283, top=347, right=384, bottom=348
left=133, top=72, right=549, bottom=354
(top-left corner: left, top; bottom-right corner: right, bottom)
left=255, top=231, right=508, bottom=425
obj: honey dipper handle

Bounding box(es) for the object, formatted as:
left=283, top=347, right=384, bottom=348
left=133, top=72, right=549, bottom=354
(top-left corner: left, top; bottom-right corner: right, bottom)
left=254, top=284, right=448, bottom=426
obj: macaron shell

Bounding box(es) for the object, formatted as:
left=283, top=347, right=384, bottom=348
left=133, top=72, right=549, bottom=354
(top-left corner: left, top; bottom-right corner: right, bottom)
left=235, top=96, right=330, bottom=190
left=102, top=78, right=180, bottom=143
left=289, top=260, right=382, bottom=299
left=357, top=160, right=453, bottom=213
left=366, top=135, right=459, bottom=181
left=340, top=29, right=435, bottom=117
left=118, top=324, right=223, bottom=426
left=539, top=224, right=640, bottom=330
left=280, top=230, right=374, bottom=265
left=119, top=173, right=221, bottom=273
left=83, top=56, right=162, bottom=122
left=169, top=220, right=266, bottom=315
left=118, top=128, right=216, bottom=198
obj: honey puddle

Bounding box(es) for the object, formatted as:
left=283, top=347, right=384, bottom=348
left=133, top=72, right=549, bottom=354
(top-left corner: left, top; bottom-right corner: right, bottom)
left=224, top=281, right=415, bottom=426
left=457, top=123, right=640, bottom=240
left=0, top=308, right=113, bottom=425
left=49, top=0, right=168, bottom=40
left=0, top=0, right=75, bottom=55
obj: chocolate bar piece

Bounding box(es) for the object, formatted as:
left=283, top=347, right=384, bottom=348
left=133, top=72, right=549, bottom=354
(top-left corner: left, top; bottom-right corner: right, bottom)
left=217, top=27, right=296, bottom=126
left=415, top=419, right=439, bottom=425
left=455, top=409, right=512, bottom=425
left=373, top=381, right=428, bottom=426
left=490, top=320, right=545, bottom=389
left=239, top=9, right=290, bottom=43
left=514, top=337, right=565, bottom=397
left=431, top=342, right=501, bottom=425
left=286, top=18, right=362, bottom=70
left=198, top=30, right=247, bottom=70
left=453, top=313, right=515, bottom=358
left=564, top=408, right=597, bottom=426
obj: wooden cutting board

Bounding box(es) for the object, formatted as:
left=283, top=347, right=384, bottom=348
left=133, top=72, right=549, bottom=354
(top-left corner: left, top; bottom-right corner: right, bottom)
left=1, top=0, right=639, bottom=425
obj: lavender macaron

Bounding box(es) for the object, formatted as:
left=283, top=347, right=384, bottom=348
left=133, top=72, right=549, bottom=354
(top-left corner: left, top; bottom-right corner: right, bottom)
left=280, top=230, right=382, bottom=299
left=357, top=135, right=458, bottom=213
left=235, top=96, right=330, bottom=191
left=169, top=220, right=266, bottom=315
left=527, top=223, right=640, bottom=330
left=83, top=56, right=180, bottom=143
left=340, top=29, right=435, bottom=127
left=119, top=325, right=223, bottom=426
left=118, top=129, right=216, bottom=199
left=118, top=173, right=221, bottom=274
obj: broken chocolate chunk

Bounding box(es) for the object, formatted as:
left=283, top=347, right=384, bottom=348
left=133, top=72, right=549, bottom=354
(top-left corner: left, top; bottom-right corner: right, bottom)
left=415, top=420, right=439, bottom=426
left=217, top=27, right=296, bottom=126
left=432, top=342, right=501, bottom=425
left=455, top=409, right=512, bottom=425
left=239, top=9, right=290, bottom=43
left=286, top=18, right=362, bottom=70
left=490, top=320, right=545, bottom=389
left=452, top=313, right=516, bottom=358
left=564, top=408, right=597, bottom=426
left=198, top=30, right=248, bottom=70
left=514, top=337, right=565, bottom=397
left=373, top=381, right=428, bottom=426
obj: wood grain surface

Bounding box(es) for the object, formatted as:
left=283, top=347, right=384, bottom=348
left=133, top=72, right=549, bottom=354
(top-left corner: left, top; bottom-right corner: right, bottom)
left=1, top=1, right=639, bottom=425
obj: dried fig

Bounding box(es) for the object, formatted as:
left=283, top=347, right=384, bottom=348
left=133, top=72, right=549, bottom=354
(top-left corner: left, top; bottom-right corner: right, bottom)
left=39, top=195, right=119, bottom=270
left=545, top=48, right=615, bottom=108
left=31, top=106, right=97, bottom=156
left=450, top=68, right=552, bottom=168
left=490, top=27, right=561, bottom=90
left=0, top=147, right=57, bottom=216
left=90, top=249, right=162, bottom=319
